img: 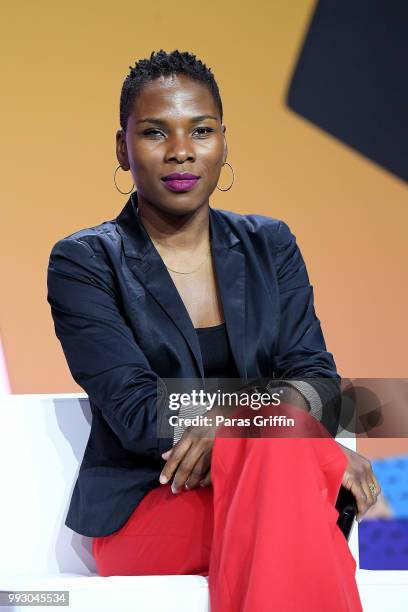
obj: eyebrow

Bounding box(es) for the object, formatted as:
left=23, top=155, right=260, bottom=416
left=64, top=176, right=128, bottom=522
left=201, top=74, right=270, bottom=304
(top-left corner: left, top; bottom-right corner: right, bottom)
left=136, top=114, right=219, bottom=125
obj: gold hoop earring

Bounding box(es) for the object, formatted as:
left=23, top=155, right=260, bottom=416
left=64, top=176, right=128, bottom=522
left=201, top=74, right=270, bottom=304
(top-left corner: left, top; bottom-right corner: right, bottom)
left=114, top=164, right=135, bottom=195
left=216, top=162, right=234, bottom=192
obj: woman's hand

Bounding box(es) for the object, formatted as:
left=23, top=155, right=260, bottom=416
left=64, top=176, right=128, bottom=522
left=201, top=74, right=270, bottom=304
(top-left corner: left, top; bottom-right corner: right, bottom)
left=336, top=441, right=382, bottom=521
left=159, top=415, right=220, bottom=493
left=159, top=387, right=311, bottom=492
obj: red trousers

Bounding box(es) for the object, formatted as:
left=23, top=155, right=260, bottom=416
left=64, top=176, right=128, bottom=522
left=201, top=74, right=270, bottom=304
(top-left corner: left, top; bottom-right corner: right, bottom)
left=92, top=407, right=363, bottom=611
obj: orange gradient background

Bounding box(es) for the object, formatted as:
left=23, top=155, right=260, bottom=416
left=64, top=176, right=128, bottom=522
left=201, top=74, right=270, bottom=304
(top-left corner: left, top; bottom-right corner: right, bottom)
left=1, top=1, right=407, bottom=457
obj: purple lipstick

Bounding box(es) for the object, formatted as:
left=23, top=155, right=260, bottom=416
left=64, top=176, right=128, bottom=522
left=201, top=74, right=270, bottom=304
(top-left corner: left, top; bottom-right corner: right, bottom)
left=161, top=171, right=200, bottom=192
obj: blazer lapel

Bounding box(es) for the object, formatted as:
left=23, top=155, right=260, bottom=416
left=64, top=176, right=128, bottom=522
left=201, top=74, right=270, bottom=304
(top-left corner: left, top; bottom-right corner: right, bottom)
left=116, top=192, right=247, bottom=382
left=211, top=235, right=247, bottom=382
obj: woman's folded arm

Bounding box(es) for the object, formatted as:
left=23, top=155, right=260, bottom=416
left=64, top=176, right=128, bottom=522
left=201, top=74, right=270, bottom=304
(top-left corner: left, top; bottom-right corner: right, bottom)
left=47, top=237, right=170, bottom=456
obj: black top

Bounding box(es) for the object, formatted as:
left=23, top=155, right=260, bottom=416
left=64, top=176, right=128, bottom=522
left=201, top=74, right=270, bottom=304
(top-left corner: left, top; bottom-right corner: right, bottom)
left=195, top=322, right=240, bottom=379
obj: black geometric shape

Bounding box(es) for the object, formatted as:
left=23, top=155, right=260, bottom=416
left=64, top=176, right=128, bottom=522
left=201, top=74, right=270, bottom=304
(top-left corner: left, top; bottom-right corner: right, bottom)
left=287, top=0, right=408, bottom=184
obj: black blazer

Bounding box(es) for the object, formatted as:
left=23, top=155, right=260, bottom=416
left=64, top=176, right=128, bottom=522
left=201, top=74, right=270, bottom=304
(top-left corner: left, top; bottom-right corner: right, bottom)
left=47, top=191, right=341, bottom=537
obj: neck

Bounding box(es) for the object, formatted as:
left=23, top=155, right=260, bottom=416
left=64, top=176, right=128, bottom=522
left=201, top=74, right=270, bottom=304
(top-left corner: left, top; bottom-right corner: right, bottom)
left=136, top=196, right=210, bottom=253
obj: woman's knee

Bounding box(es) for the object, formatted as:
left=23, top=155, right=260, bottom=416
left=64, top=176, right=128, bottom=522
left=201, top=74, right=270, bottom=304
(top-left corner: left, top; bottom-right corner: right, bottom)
left=92, top=485, right=214, bottom=576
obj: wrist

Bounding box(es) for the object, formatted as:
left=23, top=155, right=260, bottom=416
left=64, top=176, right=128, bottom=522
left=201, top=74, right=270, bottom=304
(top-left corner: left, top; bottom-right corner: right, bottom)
left=278, top=384, right=310, bottom=412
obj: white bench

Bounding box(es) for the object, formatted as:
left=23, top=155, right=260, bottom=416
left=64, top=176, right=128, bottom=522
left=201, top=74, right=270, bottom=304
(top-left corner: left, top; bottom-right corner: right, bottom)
left=0, top=394, right=407, bottom=611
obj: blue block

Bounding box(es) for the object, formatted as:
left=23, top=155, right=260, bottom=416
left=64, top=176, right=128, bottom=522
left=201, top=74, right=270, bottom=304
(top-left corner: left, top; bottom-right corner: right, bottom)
left=359, top=519, right=408, bottom=570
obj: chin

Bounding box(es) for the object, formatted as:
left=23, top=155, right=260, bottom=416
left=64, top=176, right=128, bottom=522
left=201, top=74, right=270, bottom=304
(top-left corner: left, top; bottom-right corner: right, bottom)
left=140, top=189, right=208, bottom=216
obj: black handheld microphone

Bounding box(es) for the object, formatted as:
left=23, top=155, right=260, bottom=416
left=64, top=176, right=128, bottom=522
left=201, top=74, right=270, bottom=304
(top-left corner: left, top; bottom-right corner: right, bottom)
left=335, top=485, right=358, bottom=541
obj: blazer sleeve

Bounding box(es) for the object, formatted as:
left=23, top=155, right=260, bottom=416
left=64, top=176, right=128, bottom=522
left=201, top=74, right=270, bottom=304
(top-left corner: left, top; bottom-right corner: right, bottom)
left=47, top=237, right=171, bottom=457
left=269, top=221, right=342, bottom=437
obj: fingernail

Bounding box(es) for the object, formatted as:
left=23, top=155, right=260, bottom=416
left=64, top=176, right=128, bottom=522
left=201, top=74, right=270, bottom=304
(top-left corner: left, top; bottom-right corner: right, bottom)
left=171, top=483, right=178, bottom=494
left=159, top=473, right=168, bottom=484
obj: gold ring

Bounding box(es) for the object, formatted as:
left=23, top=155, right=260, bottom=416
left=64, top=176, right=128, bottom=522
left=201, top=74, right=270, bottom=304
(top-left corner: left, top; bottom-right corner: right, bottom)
left=368, top=482, right=377, bottom=497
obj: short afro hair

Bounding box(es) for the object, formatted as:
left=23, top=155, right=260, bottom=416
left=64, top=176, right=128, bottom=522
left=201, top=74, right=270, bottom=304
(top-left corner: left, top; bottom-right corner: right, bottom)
left=120, top=49, right=223, bottom=132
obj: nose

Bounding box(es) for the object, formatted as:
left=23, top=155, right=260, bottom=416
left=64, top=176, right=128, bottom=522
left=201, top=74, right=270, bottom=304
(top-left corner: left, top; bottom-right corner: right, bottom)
left=164, top=134, right=196, bottom=164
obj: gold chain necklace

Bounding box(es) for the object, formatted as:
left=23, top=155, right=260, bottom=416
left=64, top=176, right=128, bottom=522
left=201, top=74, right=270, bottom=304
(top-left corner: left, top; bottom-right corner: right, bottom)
left=166, top=248, right=211, bottom=274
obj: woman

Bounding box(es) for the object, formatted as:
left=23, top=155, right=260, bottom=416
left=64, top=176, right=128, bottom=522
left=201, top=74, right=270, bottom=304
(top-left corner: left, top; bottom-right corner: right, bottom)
left=47, top=49, right=379, bottom=611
